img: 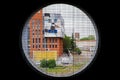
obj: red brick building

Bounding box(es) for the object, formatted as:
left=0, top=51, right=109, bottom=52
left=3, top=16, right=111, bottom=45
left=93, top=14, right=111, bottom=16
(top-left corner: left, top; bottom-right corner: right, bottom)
left=29, top=10, right=63, bottom=58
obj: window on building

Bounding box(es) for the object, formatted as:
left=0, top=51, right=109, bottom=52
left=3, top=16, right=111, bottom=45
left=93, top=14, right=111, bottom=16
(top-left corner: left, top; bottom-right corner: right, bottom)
left=43, top=44, right=46, bottom=48
left=55, top=38, right=57, bottom=43
left=49, top=38, right=51, bottom=43
left=43, top=38, right=47, bottom=43
left=46, top=38, right=47, bottom=43
left=44, top=13, right=50, bottom=17
left=46, top=48, right=49, bottom=51
left=49, top=45, right=51, bottom=48
left=33, top=45, right=34, bottom=48
left=39, top=30, right=40, bottom=35
left=39, top=45, right=40, bottom=48
left=28, top=45, right=30, bottom=49
left=32, top=30, right=34, bottom=35
left=54, top=19, right=57, bottom=23
left=36, top=38, right=37, bottom=43
left=36, top=45, right=38, bottom=48
left=48, top=19, right=51, bottom=23
left=32, top=33, right=34, bottom=35
left=39, top=38, right=40, bottom=43
left=52, top=45, right=54, bottom=48
left=37, top=19, right=40, bottom=29
left=51, top=38, right=54, bottom=43
left=55, top=45, right=57, bottom=48
left=33, top=38, right=34, bottom=43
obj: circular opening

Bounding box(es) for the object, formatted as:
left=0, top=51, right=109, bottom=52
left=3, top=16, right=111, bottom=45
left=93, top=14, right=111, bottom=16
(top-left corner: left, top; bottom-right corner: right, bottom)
left=21, top=3, right=99, bottom=77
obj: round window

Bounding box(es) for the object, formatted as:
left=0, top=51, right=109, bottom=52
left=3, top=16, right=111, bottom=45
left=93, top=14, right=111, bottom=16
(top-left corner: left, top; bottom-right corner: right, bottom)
left=21, top=3, right=99, bottom=77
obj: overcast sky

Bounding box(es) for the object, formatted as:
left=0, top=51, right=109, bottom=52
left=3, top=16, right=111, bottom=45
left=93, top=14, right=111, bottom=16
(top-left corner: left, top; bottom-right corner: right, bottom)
left=43, top=4, right=97, bottom=39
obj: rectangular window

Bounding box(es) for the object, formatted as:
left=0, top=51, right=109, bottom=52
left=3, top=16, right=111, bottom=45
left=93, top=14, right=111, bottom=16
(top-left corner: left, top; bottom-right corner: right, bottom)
left=37, top=19, right=40, bottom=29
left=39, top=45, right=40, bottom=48
left=55, top=45, right=57, bottom=48
left=48, top=19, right=51, bottom=23
left=36, top=45, right=38, bottom=48
left=52, top=45, right=54, bottom=48
left=39, top=38, right=40, bottom=43
left=43, top=38, right=47, bottom=43
left=54, top=19, right=57, bottom=23
left=36, top=38, right=37, bottom=43
left=32, top=33, right=34, bottom=35
left=44, top=13, right=50, bottom=17
left=46, top=38, right=47, bottom=43
left=49, top=38, right=51, bottom=43
left=39, top=30, right=40, bottom=35
left=33, top=38, right=34, bottom=43
left=55, top=38, right=57, bottom=43
left=51, top=38, right=54, bottom=43
left=32, top=30, right=34, bottom=35
left=43, top=45, right=45, bottom=48
left=33, top=45, right=34, bottom=48
left=49, top=45, right=51, bottom=48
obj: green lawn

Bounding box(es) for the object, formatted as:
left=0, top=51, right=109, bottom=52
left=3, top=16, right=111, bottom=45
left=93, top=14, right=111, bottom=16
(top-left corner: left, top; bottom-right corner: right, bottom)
left=39, top=63, right=85, bottom=75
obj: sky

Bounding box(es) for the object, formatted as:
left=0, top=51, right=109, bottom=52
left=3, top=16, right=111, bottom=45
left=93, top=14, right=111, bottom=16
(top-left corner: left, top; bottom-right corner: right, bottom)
left=42, top=4, right=97, bottom=39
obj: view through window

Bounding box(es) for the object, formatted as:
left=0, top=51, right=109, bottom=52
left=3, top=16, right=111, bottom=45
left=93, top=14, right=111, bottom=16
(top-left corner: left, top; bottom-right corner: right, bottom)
left=21, top=4, right=99, bottom=77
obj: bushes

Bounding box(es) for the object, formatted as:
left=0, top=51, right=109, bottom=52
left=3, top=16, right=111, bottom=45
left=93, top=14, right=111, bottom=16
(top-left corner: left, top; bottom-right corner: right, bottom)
left=40, top=59, right=56, bottom=68
left=74, top=48, right=81, bottom=55
left=48, top=59, right=56, bottom=68
left=40, top=59, right=47, bottom=68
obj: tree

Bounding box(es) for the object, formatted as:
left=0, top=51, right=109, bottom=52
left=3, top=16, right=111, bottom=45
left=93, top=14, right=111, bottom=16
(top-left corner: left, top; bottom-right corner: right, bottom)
left=71, top=33, right=76, bottom=52
left=88, top=35, right=95, bottom=40
left=74, top=48, right=81, bottom=55
left=63, top=35, right=72, bottom=52
left=80, top=35, right=95, bottom=40
left=63, top=34, right=76, bottom=53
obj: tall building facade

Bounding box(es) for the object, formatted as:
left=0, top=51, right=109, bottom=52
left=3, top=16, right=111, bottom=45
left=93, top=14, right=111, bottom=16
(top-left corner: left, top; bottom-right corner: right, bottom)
left=29, top=10, right=64, bottom=58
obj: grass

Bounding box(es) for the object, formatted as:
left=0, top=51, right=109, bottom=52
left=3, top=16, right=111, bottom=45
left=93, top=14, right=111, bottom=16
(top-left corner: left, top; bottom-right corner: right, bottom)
left=39, top=63, right=85, bottom=75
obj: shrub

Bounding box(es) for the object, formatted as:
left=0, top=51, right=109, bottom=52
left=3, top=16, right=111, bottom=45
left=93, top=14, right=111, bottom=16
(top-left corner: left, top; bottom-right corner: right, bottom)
left=74, top=48, right=81, bottom=55
left=47, top=59, right=56, bottom=68
left=40, top=59, right=56, bottom=68
left=40, top=59, right=47, bottom=68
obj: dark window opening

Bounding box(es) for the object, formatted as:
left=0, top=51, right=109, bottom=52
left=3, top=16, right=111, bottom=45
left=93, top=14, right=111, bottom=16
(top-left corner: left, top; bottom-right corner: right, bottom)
left=39, top=38, right=40, bottom=43
left=44, top=13, right=50, bottom=17
left=52, top=45, right=54, bottom=48
left=36, top=38, right=37, bottom=43
left=55, top=45, right=57, bottom=48
left=50, top=45, right=51, bottom=48
left=33, top=39, right=34, bottom=43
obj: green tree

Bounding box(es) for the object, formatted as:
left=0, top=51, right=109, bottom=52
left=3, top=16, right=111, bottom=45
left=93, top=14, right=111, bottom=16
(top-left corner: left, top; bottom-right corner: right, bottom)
left=63, top=34, right=76, bottom=52
left=71, top=33, right=76, bottom=52
left=88, top=35, right=95, bottom=40
left=80, top=35, right=95, bottom=40
left=74, top=48, right=81, bottom=55
left=63, top=35, right=72, bottom=52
